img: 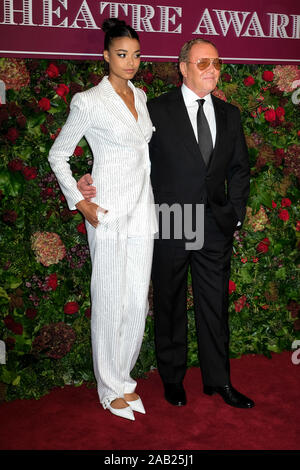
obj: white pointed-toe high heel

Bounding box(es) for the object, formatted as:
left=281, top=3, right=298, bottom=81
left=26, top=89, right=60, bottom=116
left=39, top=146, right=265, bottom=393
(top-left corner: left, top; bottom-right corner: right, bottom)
left=107, top=403, right=135, bottom=421
left=126, top=397, right=146, bottom=414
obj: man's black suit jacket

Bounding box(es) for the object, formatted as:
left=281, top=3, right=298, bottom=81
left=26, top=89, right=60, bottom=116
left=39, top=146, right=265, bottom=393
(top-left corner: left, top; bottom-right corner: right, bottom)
left=147, top=87, right=250, bottom=242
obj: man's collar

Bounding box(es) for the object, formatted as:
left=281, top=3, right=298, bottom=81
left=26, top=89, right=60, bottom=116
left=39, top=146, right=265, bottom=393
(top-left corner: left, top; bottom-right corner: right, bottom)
left=181, top=83, right=212, bottom=105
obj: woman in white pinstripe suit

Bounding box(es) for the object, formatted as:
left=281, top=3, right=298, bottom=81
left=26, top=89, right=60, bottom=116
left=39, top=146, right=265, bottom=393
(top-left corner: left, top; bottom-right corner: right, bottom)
left=48, top=18, right=157, bottom=421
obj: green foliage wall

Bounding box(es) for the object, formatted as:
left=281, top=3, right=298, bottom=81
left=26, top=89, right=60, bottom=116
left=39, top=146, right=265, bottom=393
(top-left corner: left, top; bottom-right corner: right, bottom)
left=0, top=58, right=299, bottom=400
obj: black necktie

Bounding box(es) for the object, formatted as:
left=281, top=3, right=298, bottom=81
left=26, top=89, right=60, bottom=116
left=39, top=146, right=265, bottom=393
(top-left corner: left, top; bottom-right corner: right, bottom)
left=196, top=99, right=213, bottom=166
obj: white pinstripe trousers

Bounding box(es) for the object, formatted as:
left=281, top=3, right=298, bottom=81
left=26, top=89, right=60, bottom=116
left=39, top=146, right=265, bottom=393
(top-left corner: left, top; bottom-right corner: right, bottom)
left=86, top=221, right=154, bottom=409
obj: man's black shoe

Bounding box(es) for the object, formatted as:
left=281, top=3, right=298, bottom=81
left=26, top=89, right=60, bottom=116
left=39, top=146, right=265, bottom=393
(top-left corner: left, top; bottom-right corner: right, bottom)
left=203, top=384, right=255, bottom=408
left=164, top=382, right=187, bottom=406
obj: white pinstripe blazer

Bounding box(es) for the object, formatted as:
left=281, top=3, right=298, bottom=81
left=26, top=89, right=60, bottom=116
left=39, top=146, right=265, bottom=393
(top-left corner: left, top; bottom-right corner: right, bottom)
left=48, top=76, right=158, bottom=235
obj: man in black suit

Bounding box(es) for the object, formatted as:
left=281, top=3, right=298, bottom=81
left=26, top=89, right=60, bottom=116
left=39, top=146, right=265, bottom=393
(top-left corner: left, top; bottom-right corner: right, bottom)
left=77, top=38, right=254, bottom=409
left=148, top=38, right=254, bottom=409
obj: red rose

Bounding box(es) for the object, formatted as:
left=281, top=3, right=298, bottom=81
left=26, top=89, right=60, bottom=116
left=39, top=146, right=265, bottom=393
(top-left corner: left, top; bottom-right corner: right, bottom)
left=64, top=301, right=79, bottom=315
left=56, top=84, right=69, bottom=97
left=229, top=280, right=236, bottom=294
left=40, top=124, right=48, bottom=135
left=46, top=63, right=59, bottom=78
left=2, top=210, right=18, bottom=224
left=281, top=198, right=291, bottom=207
left=278, top=208, right=289, bottom=221
left=41, top=187, right=55, bottom=199
left=74, top=146, right=84, bottom=157
left=50, top=127, right=61, bottom=140
left=22, top=166, right=37, bottom=180
left=5, top=337, right=16, bottom=350
left=77, top=222, right=87, bottom=234
left=234, top=295, right=247, bottom=313
left=6, top=127, right=19, bottom=142
left=296, top=221, right=300, bottom=231
left=143, top=71, right=154, bottom=84
left=256, top=240, right=269, bottom=253
left=85, top=307, right=91, bottom=318
left=275, top=148, right=285, bottom=158
left=272, top=200, right=277, bottom=208
left=38, top=97, right=51, bottom=111
left=262, top=237, right=270, bottom=246
left=17, top=115, right=26, bottom=128
left=294, top=319, right=300, bottom=331
left=4, top=314, right=23, bottom=335
left=244, top=76, right=255, bottom=87
left=275, top=106, right=285, bottom=119
left=26, top=308, right=38, bottom=320
left=264, top=109, right=276, bottom=122
left=13, top=322, right=24, bottom=335
left=262, top=71, right=274, bottom=82
left=8, top=158, right=23, bottom=171
left=222, top=72, right=232, bottom=82
left=47, top=273, right=58, bottom=290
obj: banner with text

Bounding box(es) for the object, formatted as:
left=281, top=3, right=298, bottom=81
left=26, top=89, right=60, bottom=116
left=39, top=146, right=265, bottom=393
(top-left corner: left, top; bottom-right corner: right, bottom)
left=0, top=0, right=299, bottom=63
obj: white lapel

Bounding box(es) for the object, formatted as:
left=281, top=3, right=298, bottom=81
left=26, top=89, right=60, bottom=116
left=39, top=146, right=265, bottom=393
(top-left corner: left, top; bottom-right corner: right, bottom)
left=97, top=76, right=145, bottom=139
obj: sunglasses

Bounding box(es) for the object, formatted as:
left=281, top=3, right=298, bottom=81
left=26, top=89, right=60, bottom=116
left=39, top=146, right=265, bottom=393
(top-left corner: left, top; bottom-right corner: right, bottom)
left=188, top=58, right=223, bottom=71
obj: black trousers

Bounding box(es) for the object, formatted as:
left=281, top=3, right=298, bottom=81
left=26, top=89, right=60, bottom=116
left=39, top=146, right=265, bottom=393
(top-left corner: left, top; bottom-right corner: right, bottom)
left=151, top=209, right=233, bottom=387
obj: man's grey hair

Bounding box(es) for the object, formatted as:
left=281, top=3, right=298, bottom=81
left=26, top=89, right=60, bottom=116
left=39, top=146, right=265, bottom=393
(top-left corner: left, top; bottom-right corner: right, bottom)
left=179, top=38, right=218, bottom=63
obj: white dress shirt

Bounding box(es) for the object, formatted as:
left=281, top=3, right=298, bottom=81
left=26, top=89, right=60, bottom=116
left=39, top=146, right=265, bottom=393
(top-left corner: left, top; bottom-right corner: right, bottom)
left=181, top=83, right=241, bottom=227
left=181, top=83, right=216, bottom=147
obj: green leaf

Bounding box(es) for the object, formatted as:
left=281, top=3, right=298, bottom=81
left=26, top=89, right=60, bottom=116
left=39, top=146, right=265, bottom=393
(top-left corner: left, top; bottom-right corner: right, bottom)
left=0, top=169, right=24, bottom=197
left=27, top=113, right=46, bottom=128
left=4, top=275, right=22, bottom=289
left=0, top=286, right=10, bottom=302
left=275, top=267, right=286, bottom=280
left=12, top=376, right=21, bottom=386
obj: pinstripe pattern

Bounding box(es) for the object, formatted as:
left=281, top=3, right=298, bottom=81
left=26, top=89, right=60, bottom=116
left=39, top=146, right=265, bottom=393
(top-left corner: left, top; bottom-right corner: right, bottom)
left=48, top=75, right=157, bottom=235
left=48, top=76, right=157, bottom=407
left=89, top=228, right=153, bottom=406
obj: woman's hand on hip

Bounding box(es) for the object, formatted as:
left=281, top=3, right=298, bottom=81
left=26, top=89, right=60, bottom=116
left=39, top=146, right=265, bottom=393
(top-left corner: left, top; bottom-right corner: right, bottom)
left=76, top=200, right=101, bottom=228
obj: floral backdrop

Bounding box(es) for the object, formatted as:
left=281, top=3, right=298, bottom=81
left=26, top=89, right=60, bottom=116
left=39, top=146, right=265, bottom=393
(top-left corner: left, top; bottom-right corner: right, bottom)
left=0, top=57, right=299, bottom=401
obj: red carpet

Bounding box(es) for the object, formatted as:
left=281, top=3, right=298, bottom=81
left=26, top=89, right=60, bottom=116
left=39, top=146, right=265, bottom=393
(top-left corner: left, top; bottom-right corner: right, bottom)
left=0, top=351, right=299, bottom=451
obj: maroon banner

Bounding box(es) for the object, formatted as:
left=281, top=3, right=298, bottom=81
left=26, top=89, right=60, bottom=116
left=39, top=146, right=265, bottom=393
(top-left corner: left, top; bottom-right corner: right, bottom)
left=0, top=0, right=299, bottom=63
